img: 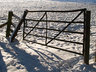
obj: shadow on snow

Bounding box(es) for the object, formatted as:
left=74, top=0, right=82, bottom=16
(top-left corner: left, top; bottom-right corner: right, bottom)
left=0, top=50, right=7, bottom=72
left=0, top=39, right=96, bottom=72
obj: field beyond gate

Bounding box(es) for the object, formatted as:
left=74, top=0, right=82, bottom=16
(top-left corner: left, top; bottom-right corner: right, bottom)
left=9, top=8, right=90, bottom=64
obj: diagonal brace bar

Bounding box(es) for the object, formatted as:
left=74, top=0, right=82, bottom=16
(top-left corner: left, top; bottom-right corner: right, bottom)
left=46, top=11, right=84, bottom=45
left=24, top=12, right=46, bottom=38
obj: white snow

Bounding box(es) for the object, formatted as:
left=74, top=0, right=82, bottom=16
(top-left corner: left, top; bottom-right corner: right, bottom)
left=0, top=0, right=96, bottom=72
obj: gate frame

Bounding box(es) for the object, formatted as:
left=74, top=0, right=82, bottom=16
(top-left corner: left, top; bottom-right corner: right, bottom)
left=10, top=8, right=91, bottom=65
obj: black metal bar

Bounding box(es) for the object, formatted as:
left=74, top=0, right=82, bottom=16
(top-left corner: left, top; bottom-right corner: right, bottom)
left=26, top=19, right=84, bottom=23
left=24, top=12, right=46, bottom=39
left=46, top=11, right=84, bottom=45
left=28, top=8, right=86, bottom=13
left=24, top=33, right=83, bottom=45
left=24, top=39, right=83, bottom=55
left=25, top=26, right=84, bottom=34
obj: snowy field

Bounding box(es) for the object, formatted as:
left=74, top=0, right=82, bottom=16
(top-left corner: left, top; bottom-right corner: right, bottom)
left=0, top=0, right=96, bottom=72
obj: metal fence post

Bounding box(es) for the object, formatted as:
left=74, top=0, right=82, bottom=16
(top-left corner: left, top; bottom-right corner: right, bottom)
left=84, top=11, right=91, bottom=65
left=6, top=11, right=13, bottom=37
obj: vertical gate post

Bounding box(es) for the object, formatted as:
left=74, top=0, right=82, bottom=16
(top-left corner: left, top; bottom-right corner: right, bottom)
left=84, top=11, right=91, bottom=65
left=6, top=11, right=13, bottom=37
left=23, top=19, right=27, bottom=40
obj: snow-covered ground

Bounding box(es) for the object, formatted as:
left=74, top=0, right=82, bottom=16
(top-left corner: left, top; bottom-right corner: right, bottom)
left=0, top=0, right=96, bottom=72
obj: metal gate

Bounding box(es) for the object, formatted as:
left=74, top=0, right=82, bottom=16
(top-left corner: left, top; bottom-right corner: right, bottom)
left=10, top=8, right=91, bottom=64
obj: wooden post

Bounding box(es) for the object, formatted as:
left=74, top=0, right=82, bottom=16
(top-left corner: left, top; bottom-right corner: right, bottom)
left=84, top=11, right=91, bottom=65
left=6, top=11, right=13, bottom=37
left=23, top=19, right=27, bottom=40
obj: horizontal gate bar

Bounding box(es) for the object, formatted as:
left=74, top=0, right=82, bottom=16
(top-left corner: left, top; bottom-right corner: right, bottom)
left=28, top=8, right=86, bottom=13
left=24, top=39, right=83, bottom=55
left=25, top=19, right=84, bottom=23
left=25, top=26, right=84, bottom=34
left=24, top=33, right=83, bottom=45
